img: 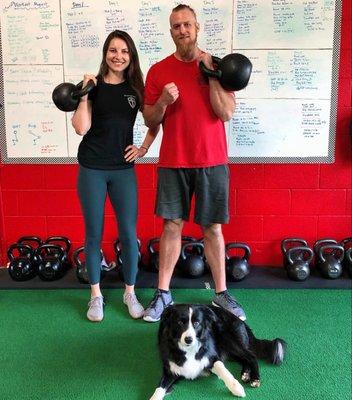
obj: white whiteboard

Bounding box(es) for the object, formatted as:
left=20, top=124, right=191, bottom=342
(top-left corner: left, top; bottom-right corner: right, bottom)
left=0, top=0, right=341, bottom=163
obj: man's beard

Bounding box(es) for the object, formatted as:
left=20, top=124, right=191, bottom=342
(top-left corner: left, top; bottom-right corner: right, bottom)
left=176, top=36, right=197, bottom=58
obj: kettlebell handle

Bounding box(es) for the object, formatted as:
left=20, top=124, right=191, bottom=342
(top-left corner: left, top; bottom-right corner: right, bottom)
left=199, top=56, right=222, bottom=80
left=313, top=239, right=337, bottom=255
left=318, top=244, right=344, bottom=263
left=46, top=236, right=71, bottom=253
left=181, top=242, right=204, bottom=260
left=225, top=242, right=250, bottom=261
left=148, top=237, right=160, bottom=254
left=281, top=238, right=308, bottom=254
left=287, top=246, right=313, bottom=265
left=36, top=244, right=65, bottom=262
left=72, top=80, right=95, bottom=98
left=7, top=243, right=33, bottom=261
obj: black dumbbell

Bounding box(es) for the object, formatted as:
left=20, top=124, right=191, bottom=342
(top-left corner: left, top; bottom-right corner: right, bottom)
left=225, top=242, right=251, bottom=282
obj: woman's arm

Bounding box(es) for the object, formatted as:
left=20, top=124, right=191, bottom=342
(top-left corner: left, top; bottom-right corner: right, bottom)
left=71, top=74, right=97, bottom=135
left=124, top=125, right=160, bottom=162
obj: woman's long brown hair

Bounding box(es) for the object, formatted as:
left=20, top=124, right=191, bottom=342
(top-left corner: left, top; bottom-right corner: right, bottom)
left=98, top=30, right=144, bottom=109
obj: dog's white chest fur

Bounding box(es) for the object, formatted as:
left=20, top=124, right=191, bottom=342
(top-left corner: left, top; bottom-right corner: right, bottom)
left=169, top=355, right=210, bottom=380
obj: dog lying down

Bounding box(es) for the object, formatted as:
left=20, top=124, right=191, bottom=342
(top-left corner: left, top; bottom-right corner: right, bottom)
left=149, top=304, right=286, bottom=399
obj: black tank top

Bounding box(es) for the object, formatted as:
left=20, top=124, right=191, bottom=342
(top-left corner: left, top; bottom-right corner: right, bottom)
left=77, top=77, right=139, bottom=169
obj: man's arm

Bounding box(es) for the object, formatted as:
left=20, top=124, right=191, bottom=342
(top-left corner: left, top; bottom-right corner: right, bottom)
left=198, top=53, right=236, bottom=122
left=143, top=82, right=179, bottom=128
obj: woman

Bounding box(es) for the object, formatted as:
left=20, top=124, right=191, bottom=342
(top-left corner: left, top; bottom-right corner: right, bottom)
left=72, top=30, right=158, bottom=321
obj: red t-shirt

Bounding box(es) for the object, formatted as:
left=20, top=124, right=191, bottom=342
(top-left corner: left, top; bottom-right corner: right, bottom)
left=144, top=54, right=228, bottom=168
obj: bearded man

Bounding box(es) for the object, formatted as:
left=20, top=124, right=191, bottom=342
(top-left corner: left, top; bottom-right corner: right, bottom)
left=142, top=4, right=246, bottom=322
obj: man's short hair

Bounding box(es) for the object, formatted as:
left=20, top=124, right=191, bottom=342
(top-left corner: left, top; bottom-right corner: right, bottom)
left=171, top=4, right=197, bottom=19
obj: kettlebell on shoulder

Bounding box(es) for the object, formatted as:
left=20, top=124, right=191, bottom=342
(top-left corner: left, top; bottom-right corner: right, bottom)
left=199, top=53, right=252, bottom=91
left=52, top=79, right=95, bottom=112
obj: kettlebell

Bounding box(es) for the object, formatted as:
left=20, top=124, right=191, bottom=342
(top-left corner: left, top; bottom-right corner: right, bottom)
left=341, top=237, right=352, bottom=278
left=175, top=236, right=198, bottom=270
left=147, top=237, right=160, bottom=272
left=73, top=247, right=110, bottom=284
left=179, top=241, right=205, bottom=278
left=45, top=236, right=71, bottom=272
left=52, top=79, right=95, bottom=112
left=317, top=244, right=344, bottom=279
left=17, top=236, right=43, bottom=272
left=313, top=239, right=337, bottom=273
left=345, top=248, right=352, bottom=278
left=199, top=53, right=252, bottom=91
left=225, top=242, right=251, bottom=282
left=113, top=238, right=142, bottom=281
left=285, top=246, right=313, bottom=281
left=281, top=238, right=308, bottom=267
left=36, top=244, right=66, bottom=281
left=7, top=243, right=37, bottom=281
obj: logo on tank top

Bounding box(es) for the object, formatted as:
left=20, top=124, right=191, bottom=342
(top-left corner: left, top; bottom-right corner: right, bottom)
left=125, top=95, right=137, bottom=109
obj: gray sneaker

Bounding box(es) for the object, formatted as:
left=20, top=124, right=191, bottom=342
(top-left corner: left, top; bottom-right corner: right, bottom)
left=87, top=296, right=104, bottom=322
left=212, top=291, right=246, bottom=321
left=143, top=289, right=174, bottom=322
left=123, top=293, right=144, bottom=319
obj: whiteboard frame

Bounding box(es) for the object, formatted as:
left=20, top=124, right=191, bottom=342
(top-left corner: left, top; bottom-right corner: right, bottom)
left=0, top=0, right=342, bottom=164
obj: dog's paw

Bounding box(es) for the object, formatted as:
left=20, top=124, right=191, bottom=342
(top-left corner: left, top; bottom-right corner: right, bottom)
left=241, top=371, right=250, bottom=383
left=149, top=387, right=166, bottom=400
left=250, top=379, right=261, bottom=388
left=227, top=379, right=246, bottom=397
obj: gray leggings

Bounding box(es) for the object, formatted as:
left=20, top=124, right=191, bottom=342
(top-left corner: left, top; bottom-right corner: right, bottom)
left=77, top=165, right=138, bottom=285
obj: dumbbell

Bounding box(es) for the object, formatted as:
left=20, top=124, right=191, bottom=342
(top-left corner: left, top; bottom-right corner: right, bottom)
left=225, top=242, right=251, bottom=282
left=281, top=238, right=312, bottom=281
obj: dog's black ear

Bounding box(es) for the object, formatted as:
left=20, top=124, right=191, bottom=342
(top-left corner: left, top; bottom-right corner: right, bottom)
left=202, top=306, right=218, bottom=329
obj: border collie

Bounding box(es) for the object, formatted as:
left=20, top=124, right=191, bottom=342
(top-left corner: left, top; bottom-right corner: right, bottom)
left=149, top=304, right=286, bottom=399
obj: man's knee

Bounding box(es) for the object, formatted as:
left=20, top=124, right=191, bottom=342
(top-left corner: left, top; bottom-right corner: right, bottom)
left=163, top=219, right=184, bottom=238
left=203, top=223, right=223, bottom=240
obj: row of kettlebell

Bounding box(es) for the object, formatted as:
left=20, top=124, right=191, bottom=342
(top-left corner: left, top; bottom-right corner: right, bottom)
left=146, top=236, right=251, bottom=282
left=7, top=236, right=71, bottom=281
left=281, top=237, right=352, bottom=281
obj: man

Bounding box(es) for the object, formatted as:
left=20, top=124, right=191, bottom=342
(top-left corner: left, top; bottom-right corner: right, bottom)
left=142, top=4, right=246, bottom=322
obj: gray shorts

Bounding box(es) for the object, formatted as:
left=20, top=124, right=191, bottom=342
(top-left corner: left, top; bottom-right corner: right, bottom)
left=155, top=165, right=229, bottom=226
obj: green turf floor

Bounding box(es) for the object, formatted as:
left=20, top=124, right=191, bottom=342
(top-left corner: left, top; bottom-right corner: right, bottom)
left=0, top=288, right=351, bottom=400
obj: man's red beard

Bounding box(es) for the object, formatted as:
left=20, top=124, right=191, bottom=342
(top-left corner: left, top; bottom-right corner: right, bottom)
left=176, top=36, right=197, bottom=58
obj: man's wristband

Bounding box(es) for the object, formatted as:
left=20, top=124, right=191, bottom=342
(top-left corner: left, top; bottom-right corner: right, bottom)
left=140, top=145, right=149, bottom=152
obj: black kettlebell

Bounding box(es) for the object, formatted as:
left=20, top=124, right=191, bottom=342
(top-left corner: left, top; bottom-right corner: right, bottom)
left=7, top=243, right=37, bottom=281
left=113, top=238, right=142, bottom=281
left=147, top=237, right=160, bottom=272
left=225, top=242, right=251, bottom=282
left=313, top=239, right=337, bottom=273
left=285, top=246, right=313, bottom=281
left=45, top=236, right=71, bottom=272
left=345, top=248, right=352, bottom=278
left=17, top=235, right=43, bottom=271
left=36, top=244, right=66, bottom=281
left=73, top=247, right=110, bottom=284
left=341, top=237, right=352, bottom=278
left=317, top=244, right=344, bottom=279
left=52, top=79, right=95, bottom=112
left=281, top=238, right=308, bottom=268
left=179, top=242, right=205, bottom=278
left=199, top=53, right=252, bottom=91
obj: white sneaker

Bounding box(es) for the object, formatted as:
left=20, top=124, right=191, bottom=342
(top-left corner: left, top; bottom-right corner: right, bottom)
left=123, top=293, right=144, bottom=319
